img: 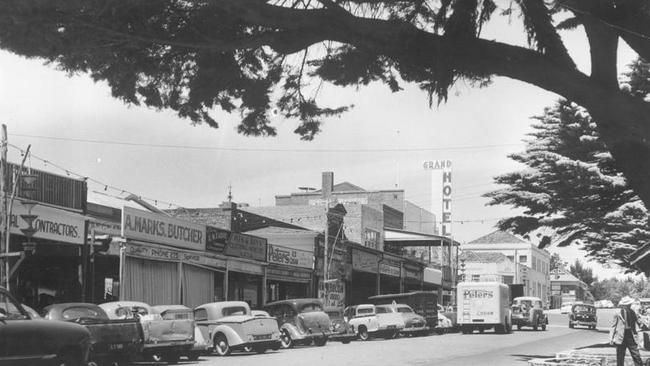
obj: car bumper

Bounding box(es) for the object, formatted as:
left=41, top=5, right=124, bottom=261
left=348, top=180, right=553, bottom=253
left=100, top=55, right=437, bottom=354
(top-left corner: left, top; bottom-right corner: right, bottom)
left=571, top=320, right=597, bottom=326
left=401, top=325, right=429, bottom=334
left=232, top=340, right=282, bottom=351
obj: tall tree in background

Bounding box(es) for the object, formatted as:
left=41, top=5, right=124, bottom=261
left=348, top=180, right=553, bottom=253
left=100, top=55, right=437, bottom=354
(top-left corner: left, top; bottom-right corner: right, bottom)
left=485, top=59, right=650, bottom=269
left=1, top=1, right=650, bottom=209
left=569, top=259, right=597, bottom=288
left=550, top=252, right=563, bottom=272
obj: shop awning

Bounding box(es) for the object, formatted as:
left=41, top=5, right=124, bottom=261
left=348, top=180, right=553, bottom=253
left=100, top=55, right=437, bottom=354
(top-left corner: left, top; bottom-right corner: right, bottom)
left=384, top=229, right=460, bottom=247
left=424, top=267, right=442, bottom=285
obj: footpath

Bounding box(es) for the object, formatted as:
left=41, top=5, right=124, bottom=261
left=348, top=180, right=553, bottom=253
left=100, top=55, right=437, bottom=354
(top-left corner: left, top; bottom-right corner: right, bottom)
left=529, top=344, right=650, bottom=366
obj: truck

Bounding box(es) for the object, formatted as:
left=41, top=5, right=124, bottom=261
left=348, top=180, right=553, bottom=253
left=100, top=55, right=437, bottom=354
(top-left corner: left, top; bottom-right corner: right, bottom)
left=457, top=282, right=512, bottom=334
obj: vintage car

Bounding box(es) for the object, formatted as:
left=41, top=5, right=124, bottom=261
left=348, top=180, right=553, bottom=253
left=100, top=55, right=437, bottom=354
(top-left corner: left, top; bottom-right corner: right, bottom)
left=195, top=301, right=281, bottom=355
left=324, top=306, right=356, bottom=344
left=264, top=298, right=332, bottom=348
left=152, top=305, right=210, bottom=361
left=438, top=304, right=458, bottom=332
left=344, top=304, right=404, bottom=340
left=252, top=310, right=271, bottom=318
left=0, top=287, right=92, bottom=366
left=376, top=304, right=426, bottom=336
left=437, top=313, right=453, bottom=333
left=511, top=296, right=548, bottom=331
left=43, top=302, right=144, bottom=365
left=100, top=301, right=194, bottom=364
left=569, top=303, right=598, bottom=330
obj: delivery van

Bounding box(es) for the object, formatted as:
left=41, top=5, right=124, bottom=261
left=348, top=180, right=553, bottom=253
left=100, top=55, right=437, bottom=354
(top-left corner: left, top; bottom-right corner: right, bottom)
left=457, top=282, right=512, bottom=334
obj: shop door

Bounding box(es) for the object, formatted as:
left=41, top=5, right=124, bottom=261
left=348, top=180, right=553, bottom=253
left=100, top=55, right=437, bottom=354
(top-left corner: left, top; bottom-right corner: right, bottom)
left=122, top=257, right=180, bottom=305
left=182, top=264, right=215, bottom=308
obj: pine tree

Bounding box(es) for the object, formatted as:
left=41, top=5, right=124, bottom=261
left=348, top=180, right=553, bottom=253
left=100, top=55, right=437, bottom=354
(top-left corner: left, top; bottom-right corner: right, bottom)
left=486, top=59, right=650, bottom=269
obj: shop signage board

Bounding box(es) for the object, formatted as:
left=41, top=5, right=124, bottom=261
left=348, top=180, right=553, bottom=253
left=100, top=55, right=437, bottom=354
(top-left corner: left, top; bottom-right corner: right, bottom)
left=122, top=207, right=206, bottom=251
left=181, top=252, right=226, bottom=269
left=125, top=242, right=226, bottom=268
left=228, top=259, right=264, bottom=275
left=404, top=267, right=422, bottom=281
left=88, top=218, right=121, bottom=237
left=206, top=226, right=229, bottom=253
left=379, top=258, right=401, bottom=277
left=224, top=232, right=267, bottom=261
left=267, top=267, right=312, bottom=282
left=318, top=279, right=346, bottom=308
left=267, top=244, right=313, bottom=269
left=352, top=249, right=378, bottom=273
left=9, top=201, right=85, bottom=244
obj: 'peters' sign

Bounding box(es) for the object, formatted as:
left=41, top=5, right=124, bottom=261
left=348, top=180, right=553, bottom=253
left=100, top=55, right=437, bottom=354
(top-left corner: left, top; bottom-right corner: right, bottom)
left=122, top=207, right=206, bottom=251
left=267, top=244, right=313, bottom=269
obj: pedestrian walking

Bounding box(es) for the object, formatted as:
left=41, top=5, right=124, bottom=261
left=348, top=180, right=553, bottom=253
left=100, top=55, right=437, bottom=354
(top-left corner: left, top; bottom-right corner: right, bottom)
left=610, top=296, right=644, bottom=366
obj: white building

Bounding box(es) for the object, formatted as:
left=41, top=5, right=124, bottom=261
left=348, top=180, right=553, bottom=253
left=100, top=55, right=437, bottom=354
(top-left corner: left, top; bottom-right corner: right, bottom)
left=462, top=230, right=551, bottom=304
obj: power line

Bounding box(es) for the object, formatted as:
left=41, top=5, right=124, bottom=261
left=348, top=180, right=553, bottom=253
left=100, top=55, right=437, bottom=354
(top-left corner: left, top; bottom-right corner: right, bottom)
left=9, top=133, right=523, bottom=153
left=7, top=143, right=187, bottom=210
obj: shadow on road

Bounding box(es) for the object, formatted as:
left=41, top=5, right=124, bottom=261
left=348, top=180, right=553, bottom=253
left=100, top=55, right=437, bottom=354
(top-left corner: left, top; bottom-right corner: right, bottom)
left=510, top=353, right=555, bottom=362
left=576, top=342, right=614, bottom=349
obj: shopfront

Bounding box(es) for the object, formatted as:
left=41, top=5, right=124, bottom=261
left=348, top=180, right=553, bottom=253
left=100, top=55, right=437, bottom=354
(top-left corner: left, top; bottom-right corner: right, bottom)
left=266, top=244, right=313, bottom=302
left=7, top=200, right=87, bottom=310
left=350, top=248, right=379, bottom=305
left=119, top=207, right=225, bottom=307
left=379, top=254, right=402, bottom=294
left=208, top=229, right=267, bottom=309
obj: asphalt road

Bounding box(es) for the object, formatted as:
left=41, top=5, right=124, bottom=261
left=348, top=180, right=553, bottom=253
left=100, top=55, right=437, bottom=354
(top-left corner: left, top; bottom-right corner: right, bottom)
left=137, top=308, right=620, bottom=366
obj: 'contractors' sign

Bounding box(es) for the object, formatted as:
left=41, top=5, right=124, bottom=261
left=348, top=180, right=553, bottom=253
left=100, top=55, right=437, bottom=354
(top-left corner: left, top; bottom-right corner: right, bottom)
left=10, top=201, right=85, bottom=244
left=122, top=207, right=206, bottom=251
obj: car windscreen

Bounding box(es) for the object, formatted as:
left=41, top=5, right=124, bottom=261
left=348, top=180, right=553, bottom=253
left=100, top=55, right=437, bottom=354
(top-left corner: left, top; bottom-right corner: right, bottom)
left=222, top=307, right=248, bottom=316
left=299, top=303, right=323, bottom=313
left=573, top=305, right=594, bottom=313
left=397, top=307, right=413, bottom=313
left=62, top=307, right=107, bottom=320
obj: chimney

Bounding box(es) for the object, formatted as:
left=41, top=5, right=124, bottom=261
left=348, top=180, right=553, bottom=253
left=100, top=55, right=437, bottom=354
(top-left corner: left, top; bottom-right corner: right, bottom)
left=322, top=171, right=334, bottom=199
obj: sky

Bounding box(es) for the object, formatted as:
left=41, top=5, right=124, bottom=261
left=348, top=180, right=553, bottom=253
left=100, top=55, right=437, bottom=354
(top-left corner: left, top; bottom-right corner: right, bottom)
left=0, top=10, right=639, bottom=279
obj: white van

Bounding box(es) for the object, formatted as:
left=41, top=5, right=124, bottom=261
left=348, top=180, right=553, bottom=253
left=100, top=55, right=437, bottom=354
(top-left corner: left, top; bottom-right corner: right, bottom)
left=457, top=282, right=512, bottom=334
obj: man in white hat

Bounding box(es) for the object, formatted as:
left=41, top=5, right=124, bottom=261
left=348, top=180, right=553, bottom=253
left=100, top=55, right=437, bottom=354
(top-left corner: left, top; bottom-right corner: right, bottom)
left=610, top=296, right=643, bottom=366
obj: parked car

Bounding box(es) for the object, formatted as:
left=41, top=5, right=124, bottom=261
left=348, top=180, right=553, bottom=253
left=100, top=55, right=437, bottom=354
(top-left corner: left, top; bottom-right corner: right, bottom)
left=152, top=305, right=209, bottom=361
left=368, top=291, right=438, bottom=330
left=511, top=296, right=547, bottom=331
left=252, top=310, right=271, bottom=318
left=344, top=304, right=404, bottom=340
left=569, top=303, right=598, bottom=330
left=43, top=302, right=143, bottom=365
left=324, top=306, right=356, bottom=344
left=264, top=298, right=331, bottom=348
left=100, top=301, right=194, bottom=363
left=0, top=287, right=92, bottom=366
left=437, top=312, right=453, bottom=333
left=560, top=302, right=574, bottom=314
left=194, top=301, right=281, bottom=356
left=21, top=304, right=41, bottom=319
left=376, top=304, right=427, bottom=336
left=594, top=300, right=615, bottom=309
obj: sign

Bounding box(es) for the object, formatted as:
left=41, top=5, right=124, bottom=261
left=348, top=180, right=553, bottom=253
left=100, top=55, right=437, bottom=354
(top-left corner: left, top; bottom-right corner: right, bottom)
left=9, top=201, right=85, bottom=244
left=318, top=279, right=346, bottom=308
left=404, top=266, right=422, bottom=281
left=88, top=218, right=121, bottom=237
left=423, top=159, right=452, bottom=170
left=267, top=244, right=313, bottom=269
left=441, top=168, right=452, bottom=237
left=224, top=233, right=267, bottom=261
left=228, top=259, right=264, bottom=275
left=379, top=258, right=401, bottom=277
left=206, top=226, right=229, bottom=253
left=267, top=267, right=311, bottom=282
left=126, top=242, right=180, bottom=262
left=122, top=207, right=206, bottom=251
left=181, top=252, right=226, bottom=269
left=309, top=197, right=368, bottom=206
left=352, top=249, right=378, bottom=273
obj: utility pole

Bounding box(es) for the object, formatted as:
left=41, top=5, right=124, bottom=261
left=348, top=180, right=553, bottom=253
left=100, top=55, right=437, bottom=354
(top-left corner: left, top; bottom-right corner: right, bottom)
left=0, top=124, right=6, bottom=289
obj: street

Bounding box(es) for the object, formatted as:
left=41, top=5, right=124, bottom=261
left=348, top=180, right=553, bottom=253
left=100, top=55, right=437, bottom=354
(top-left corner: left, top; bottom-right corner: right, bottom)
left=137, top=309, right=618, bottom=366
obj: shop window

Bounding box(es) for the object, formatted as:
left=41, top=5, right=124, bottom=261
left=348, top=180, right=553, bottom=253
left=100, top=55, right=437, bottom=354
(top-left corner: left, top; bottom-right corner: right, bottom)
left=363, top=229, right=380, bottom=250
left=194, top=308, right=207, bottom=322
left=519, top=255, right=528, bottom=264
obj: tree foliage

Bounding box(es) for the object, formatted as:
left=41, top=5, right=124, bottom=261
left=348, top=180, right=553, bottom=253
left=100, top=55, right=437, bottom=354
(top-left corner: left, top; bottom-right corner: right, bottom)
left=591, top=277, right=650, bottom=304
left=485, top=59, right=650, bottom=269
left=549, top=252, right=563, bottom=271
left=2, top=0, right=650, bottom=207
left=569, top=259, right=597, bottom=288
